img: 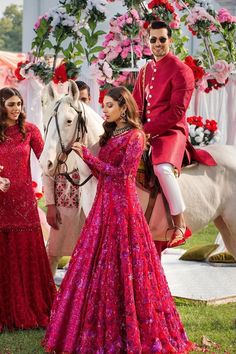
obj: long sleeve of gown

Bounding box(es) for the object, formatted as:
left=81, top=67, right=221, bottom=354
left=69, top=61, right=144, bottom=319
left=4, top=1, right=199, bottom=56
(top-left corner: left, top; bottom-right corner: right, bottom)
left=30, top=124, right=44, bottom=159
left=82, top=130, right=145, bottom=179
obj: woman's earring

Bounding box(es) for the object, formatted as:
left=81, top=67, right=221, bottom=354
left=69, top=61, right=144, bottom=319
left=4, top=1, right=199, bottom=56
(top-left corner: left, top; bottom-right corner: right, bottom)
left=120, top=111, right=128, bottom=122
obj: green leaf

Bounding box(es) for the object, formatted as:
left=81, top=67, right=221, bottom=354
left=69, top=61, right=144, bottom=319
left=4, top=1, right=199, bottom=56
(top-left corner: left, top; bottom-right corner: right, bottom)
left=74, top=42, right=84, bottom=53
left=74, top=59, right=84, bottom=66
left=88, top=45, right=104, bottom=54
left=93, top=30, right=106, bottom=36
left=80, top=27, right=90, bottom=38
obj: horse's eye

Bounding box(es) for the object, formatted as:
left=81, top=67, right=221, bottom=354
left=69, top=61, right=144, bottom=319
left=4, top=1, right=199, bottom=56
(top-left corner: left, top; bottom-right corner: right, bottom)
left=67, top=120, right=72, bottom=124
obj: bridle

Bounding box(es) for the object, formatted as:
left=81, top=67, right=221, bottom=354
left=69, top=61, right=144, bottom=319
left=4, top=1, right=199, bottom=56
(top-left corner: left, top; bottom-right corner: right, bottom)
left=45, top=99, right=92, bottom=187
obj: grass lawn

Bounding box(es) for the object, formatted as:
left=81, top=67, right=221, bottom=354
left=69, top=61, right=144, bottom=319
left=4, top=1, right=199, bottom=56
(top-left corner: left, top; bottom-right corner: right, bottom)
left=1, top=219, right=235, bottom=353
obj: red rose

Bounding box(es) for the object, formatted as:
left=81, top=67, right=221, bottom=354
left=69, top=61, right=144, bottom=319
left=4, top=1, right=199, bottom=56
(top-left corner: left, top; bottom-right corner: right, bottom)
left=99, top=89, right=108, bottom=105
left=205, top=119, right=217, bottom=132
left=143, top=21, right=150, bottom=29
left=53, top=63, right=68, bottom=84
left=14, top=67, right=25, bottom=81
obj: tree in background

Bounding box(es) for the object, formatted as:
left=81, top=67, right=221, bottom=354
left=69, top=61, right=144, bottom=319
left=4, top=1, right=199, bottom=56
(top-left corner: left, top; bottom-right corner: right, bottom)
left=0, top=4, right=22, bottom=52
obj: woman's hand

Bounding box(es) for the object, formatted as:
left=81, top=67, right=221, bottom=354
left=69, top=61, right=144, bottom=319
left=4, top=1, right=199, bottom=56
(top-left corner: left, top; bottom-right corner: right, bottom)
left=0, top=165, right=10, bottom=192
left=72, top=142, right=84, bottom=158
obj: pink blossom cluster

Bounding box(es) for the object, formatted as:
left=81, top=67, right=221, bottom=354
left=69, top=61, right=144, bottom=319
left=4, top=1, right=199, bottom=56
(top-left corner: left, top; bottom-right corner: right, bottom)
left=210, top=60, right=235, bottom=84
left=34, top=14, right=49, bottom=30
left=217, top=8, right=236, bottom=24
left=187, top=6, right=217, bottom=27
left=197, top=60, right=235, bottom=91
left=92, top=9, right=152, bottom=87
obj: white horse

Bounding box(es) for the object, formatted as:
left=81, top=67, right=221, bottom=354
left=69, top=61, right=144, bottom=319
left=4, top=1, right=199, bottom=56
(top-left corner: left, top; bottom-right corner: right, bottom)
left=40, top=81, right=236, bottom=260
left=137, top=144, right=236, bottom=258
left=40, top=81, right=104, bottom=274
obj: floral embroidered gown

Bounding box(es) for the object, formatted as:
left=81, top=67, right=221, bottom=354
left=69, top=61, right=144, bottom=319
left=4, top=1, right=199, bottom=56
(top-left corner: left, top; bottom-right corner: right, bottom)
left=0, top=122, right=56, bottom=332
left=43, top=129, right=193, bottom=353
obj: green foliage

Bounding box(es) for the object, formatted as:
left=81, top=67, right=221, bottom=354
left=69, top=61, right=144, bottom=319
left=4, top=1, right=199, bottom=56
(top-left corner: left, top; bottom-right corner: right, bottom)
left=0, top=4, right=22, bottom=52
left=172, top=29, right=189, bottom=60
left=31, top=1, right=107, bottom=70
left=181, top=223, right=218, bottom=250
left=177, top=301, right=236, bottom=353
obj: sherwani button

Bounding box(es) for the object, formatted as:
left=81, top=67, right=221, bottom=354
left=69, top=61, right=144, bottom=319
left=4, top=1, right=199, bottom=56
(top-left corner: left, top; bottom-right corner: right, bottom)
left=149, top=94, right=152, bottom=98
left=147, top=110, right=150, bottom=114
left=147, top=103, right=151, bottom=106
left=147, top=118, right=151, bottom=122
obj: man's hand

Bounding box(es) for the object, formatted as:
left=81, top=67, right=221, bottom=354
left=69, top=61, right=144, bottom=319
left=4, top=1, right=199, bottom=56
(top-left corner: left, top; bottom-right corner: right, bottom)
left=46, top=204, right=62, bottom=230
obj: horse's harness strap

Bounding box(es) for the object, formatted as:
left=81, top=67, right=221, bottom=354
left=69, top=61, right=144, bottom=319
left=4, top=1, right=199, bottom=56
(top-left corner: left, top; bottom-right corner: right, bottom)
left=46, top=99, right=92, bottom=188
left=59, top=172, right=93, bottom=187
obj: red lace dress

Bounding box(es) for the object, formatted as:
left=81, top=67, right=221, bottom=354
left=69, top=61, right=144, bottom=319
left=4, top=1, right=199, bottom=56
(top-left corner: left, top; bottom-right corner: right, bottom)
left=0, top=122, right=56, bottom=332
left=43, top=129, right=193, bottom=353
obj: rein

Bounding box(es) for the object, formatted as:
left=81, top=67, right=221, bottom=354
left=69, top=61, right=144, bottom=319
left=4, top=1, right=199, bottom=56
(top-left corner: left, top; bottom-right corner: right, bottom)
left=46, top=99, right=92, bottom=187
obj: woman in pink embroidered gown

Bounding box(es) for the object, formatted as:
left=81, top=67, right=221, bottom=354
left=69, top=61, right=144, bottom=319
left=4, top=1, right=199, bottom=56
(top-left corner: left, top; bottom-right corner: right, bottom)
left=43, top=87, right=193, bottom=353
left=0, top=87, right=56, bottom=332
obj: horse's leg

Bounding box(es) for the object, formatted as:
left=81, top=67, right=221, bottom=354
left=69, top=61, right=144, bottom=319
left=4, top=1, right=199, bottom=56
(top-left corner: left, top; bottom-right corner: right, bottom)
left=213, top=215, right=236, bottom=259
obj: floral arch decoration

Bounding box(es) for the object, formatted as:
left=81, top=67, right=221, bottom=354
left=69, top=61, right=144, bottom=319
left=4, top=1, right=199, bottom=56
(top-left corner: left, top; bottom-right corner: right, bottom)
left=15, top=0, right=235, bottom=99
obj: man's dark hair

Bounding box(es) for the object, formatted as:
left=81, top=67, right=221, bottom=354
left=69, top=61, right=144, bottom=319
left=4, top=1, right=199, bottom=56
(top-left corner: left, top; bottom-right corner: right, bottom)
left=75, top=80, right=91, bottom=96
left=148, top=21, right=172, bottom=38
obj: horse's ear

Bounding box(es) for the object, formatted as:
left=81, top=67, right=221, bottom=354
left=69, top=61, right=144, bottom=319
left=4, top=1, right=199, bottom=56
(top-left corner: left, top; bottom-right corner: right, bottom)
left=68, top=80, right=79, bottom=102
left=47, top=82, right=57, bottom=100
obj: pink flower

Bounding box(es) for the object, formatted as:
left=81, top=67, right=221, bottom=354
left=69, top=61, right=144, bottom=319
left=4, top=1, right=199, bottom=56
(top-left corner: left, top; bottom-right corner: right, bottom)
left=121, top=47, right=131, bottom=59
left=103, top=62, right=113, bottom=79
left=106, top=51, right=119, bottom=61
left=130, top=9, right=139, bottom=20
left=143, top=46, right=152, bottom=56
left=34, top=14, right=49, bottom=30
left=98, top=52, right=106, bottom=60
left=218, top=8, right=236, bottom=24
left=126, top=17, right=133, bottom=25
left=133, top=45, right=143, bottom=58
left=173, top=0, right=185, bottom=10
left=211, top=60, right=234, bottom=84
left=114, top=45, right=123, bottom=54
left=121, top=39, right=131, bottom=47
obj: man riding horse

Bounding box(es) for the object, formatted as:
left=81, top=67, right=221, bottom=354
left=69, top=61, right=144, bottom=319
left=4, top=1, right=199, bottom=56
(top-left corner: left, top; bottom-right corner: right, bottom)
left=133, top=20, right=216, bottom=255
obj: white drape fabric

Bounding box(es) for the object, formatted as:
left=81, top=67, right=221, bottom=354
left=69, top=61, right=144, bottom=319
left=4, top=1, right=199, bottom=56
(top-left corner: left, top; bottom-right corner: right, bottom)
left=188, top=73, right=236, bottom=145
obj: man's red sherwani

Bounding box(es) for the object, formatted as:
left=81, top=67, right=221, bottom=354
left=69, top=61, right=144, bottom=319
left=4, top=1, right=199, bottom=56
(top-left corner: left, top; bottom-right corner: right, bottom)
left=133, top=52, right=216, bottom=172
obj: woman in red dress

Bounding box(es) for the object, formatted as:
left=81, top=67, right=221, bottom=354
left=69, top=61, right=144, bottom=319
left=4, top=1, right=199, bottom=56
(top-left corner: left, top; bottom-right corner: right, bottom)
left=0, top=87, right=56, bottom=332
left=42, top=86, right=193, bottom=353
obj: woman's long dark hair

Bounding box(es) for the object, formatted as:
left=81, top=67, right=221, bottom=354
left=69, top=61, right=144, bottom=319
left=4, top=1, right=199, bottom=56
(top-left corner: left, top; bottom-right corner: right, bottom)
left=99, top=86, right=142, bottom=146
left=0, top=87, right=26, bottom=142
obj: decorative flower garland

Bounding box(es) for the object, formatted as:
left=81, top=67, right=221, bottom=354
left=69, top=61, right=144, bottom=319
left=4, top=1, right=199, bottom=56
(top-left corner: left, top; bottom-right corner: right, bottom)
left=187, top=116, right=221, bottom=146
left=15, top=60, right=54, bottom=85
left=91, top=9, right=152, bottom=101
left=15, top=0, right=110, bottom=85
left=184, top=56, right=235, bottom=93
left=14, top=0, right=236, bottom=96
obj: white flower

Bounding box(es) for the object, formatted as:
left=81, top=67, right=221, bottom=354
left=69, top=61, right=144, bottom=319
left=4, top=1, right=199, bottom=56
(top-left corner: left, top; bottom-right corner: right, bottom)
left=195, top=136, right=204, bottom=143
left=51, top=15, right=61, bottom=28
left=195, top=126, right=204, bottom=134
left=204, top=129, right=211, bottom=135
